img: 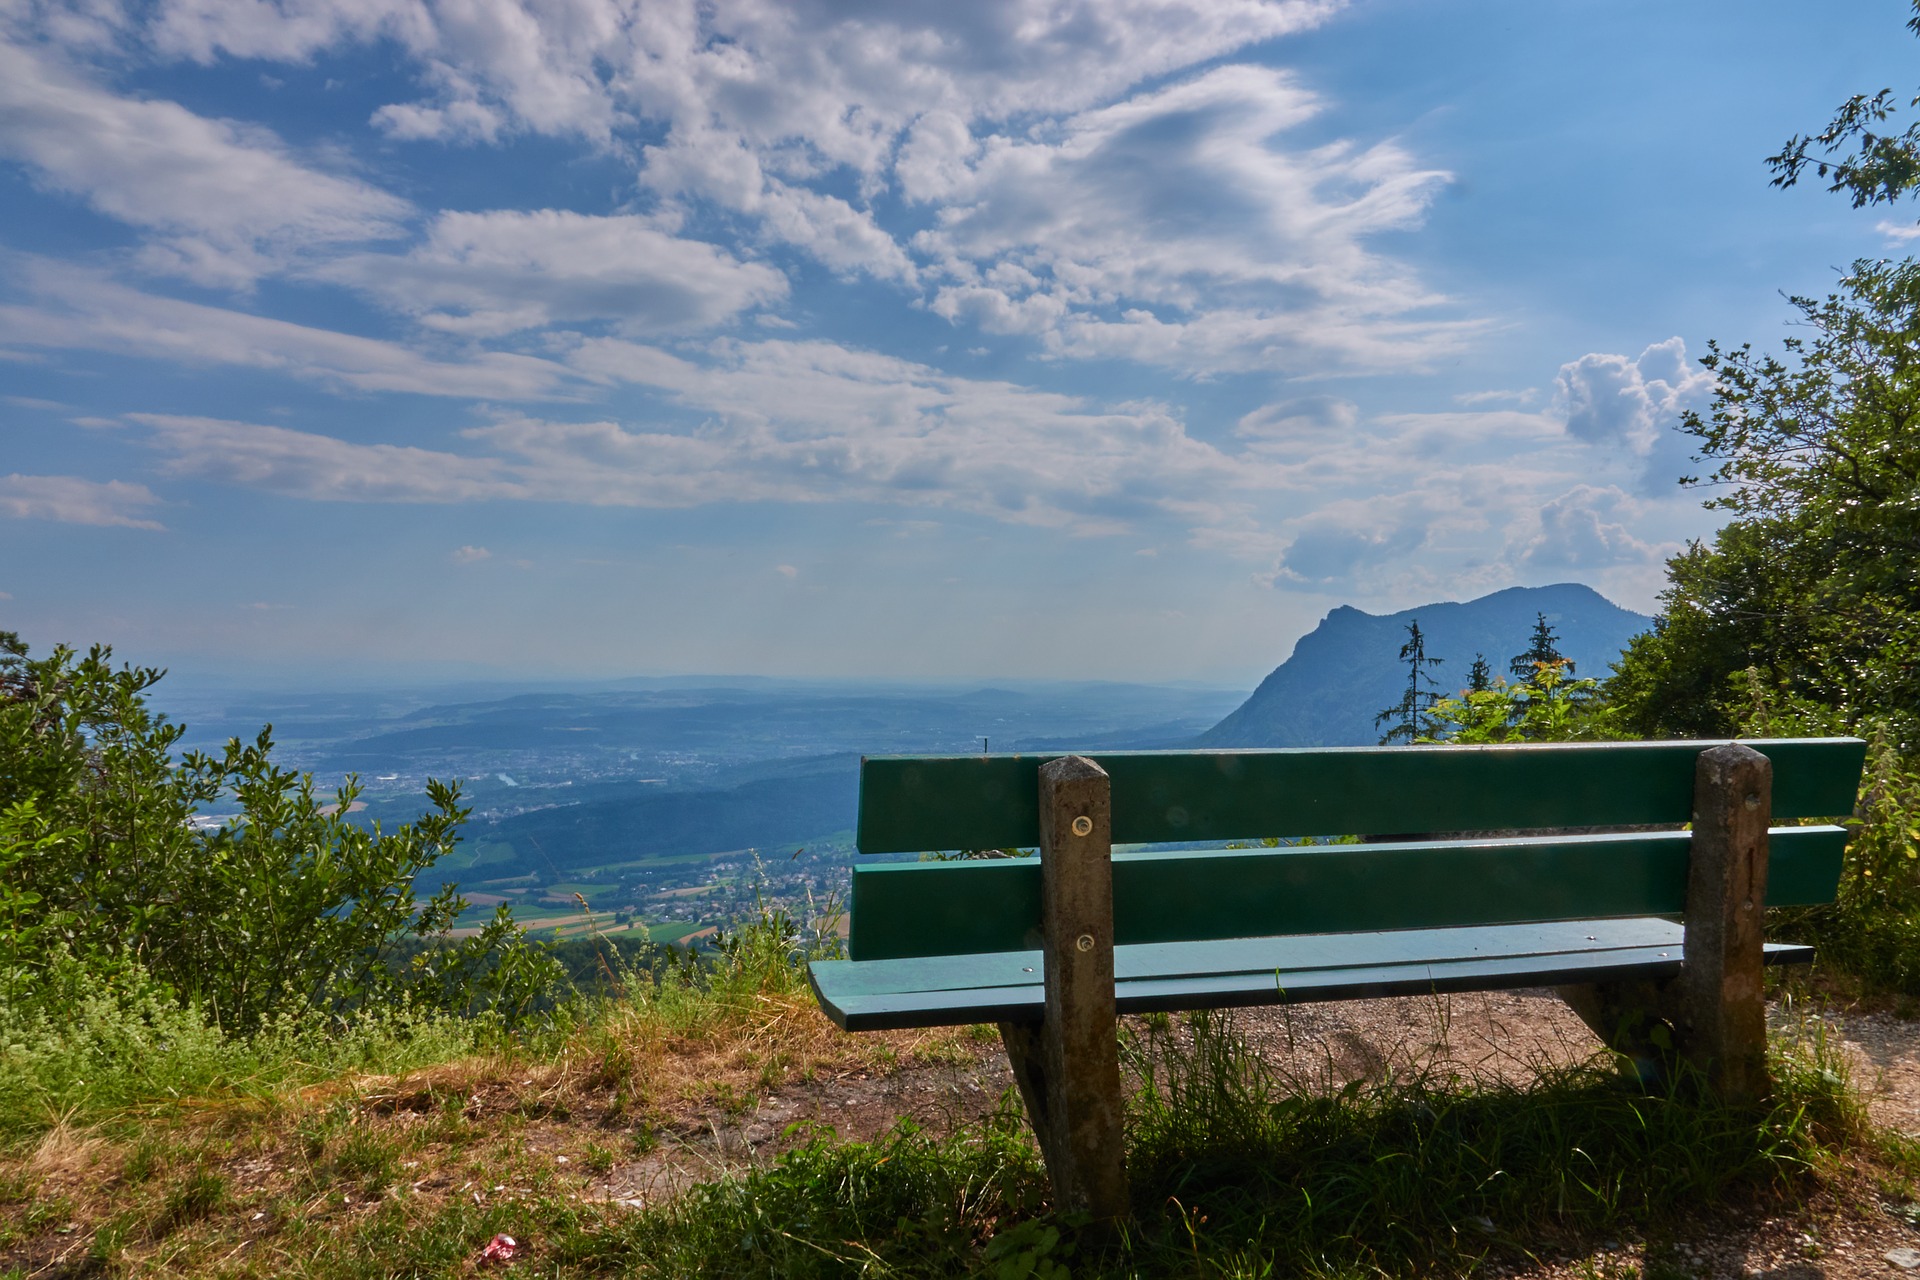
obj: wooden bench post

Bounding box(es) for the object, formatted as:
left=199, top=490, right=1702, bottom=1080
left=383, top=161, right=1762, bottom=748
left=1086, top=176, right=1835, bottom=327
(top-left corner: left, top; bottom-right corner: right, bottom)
left=1677, top=741, right=1773, bottom=1103
left=999, top=754, right=1130, bottom=1220
left=1559, top=743, right=1774, bottom=1099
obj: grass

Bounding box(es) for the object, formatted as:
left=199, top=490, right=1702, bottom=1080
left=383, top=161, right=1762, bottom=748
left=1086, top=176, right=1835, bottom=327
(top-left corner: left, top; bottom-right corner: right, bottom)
left=0, top=904, right=1901, bottom=1278
left=0, top=983, right=1890, bottom=1278
left=646, top=920, right=716, bottom=944
left=0, top=959, right=497, bottom=1143
left=2, top=1021, right=1874, bottom=1278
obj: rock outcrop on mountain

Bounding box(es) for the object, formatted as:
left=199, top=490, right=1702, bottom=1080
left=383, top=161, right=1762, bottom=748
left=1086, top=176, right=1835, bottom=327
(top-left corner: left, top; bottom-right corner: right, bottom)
left=1199, top=583, right=1652, bottom=748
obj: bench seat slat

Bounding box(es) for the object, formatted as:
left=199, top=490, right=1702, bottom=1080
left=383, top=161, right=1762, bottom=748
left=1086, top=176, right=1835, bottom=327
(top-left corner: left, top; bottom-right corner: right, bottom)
left=849, top=825, right=1849, bottom=962
left=857, top=738, right=1867, bottom=855
left=826, top=918, right=1692, bottom=997
left=810, top=920, right=1815, bottom=1032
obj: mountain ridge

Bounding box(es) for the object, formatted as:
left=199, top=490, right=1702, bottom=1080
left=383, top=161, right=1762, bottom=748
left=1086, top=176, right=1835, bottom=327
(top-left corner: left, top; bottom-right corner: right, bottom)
left=1200, top=583, right=1652, bottom=748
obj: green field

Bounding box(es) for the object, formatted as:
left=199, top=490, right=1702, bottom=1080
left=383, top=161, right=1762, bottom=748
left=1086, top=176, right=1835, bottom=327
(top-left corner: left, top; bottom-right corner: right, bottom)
left=647, top=920, right=715, bottom=945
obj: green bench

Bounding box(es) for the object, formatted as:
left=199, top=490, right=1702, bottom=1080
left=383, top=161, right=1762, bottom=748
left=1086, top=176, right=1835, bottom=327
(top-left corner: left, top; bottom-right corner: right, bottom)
left=808, top=738, right=1868, bottom=1218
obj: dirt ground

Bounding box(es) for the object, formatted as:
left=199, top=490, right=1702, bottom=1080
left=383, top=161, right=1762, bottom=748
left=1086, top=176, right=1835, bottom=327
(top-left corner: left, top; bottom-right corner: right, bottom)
left=564, top=989, right=1920, bottom=1279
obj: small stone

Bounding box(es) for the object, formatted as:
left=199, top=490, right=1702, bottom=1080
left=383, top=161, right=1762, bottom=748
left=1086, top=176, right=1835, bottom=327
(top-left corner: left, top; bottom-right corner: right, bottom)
left=1885, top=1247, right=1920, bottom=1270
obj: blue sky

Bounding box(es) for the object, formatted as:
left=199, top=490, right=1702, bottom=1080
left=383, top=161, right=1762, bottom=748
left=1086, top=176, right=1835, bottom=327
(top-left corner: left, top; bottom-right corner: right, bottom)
left=2, top=0, right=1914, bottom=685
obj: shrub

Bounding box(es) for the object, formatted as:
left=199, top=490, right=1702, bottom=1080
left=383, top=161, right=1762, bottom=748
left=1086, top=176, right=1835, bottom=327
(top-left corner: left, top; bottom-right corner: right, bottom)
left=0, top=631, right=565, bottom=1035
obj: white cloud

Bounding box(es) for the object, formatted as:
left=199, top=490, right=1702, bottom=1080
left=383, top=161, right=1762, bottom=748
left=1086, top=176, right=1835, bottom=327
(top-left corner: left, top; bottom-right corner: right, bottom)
left=315, top=209, right=789, bottom=336
left=1232, top=403, right=1652, bottom=592
left=1517, top=484, right=1669, bottom=571
left=1554, top=337, right=1715, bottom=494
left=69, top=0, right=1385, bottom=313
left=8, top=1, right=1473, bottom=376
left=774, top=563, right=796, bottom=578
left=474, top=341, right=1263, bottom=531
left=914, top=65, right=1466, bottom=371
left=123, top=337, right=1289, bottom=537
left=1235, top=395, right=1358, bottom=442
left=0, top=473, right=165, bottom=528
left=145, top=0, right=431, bottom=64
left=141, top=0, right=1339, bottom=144
left=1272, top=503, right=1428, bottom=584
left=0, top=262, right=581, bottom=398
left=1454, top=387, right=1539, bottom=407
left=1554, top=336, right=1712, bottom=455
left=641, top=129, right=916, bottom=282
left=0, top=39, right=410, bottom=286
left=132, top=414, right=518, bottom=500
left=451, top=544, right=492, bottom=562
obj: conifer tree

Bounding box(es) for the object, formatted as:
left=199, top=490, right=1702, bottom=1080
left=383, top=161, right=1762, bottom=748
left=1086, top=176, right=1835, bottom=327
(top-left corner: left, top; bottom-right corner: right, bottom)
left=1510, top=612, right=1571, bottom=681
left=1466, top=653, right=1493, bottom=694
left=1375, top=620, right=1445, bottom=744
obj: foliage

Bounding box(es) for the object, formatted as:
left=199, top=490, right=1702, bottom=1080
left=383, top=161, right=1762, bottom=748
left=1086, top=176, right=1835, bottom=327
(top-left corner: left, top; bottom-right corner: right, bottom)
left=1768, top=3, right=1920, bottom=212
left=1374, top=619, right=1445, bottom=744
left=1606, top=259, right=1920, bottom=741
left=1422, top=616, right=1617, bottom=745
left=1596, top=42, right=1920, bottom=994
left=1510, top=611, right=1573, bottom=680
left=1620, top=14, right=1920, bottom=738
left=1423, top=661, right=1619, bottom=744
left=1728, top=673, right=1920, bottom=993
left=0, top=632, right=564, bottom=1035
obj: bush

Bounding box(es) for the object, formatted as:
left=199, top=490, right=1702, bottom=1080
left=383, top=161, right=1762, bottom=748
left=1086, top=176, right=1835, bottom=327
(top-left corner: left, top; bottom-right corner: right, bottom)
left=0, top=631, right=565, bottom=1035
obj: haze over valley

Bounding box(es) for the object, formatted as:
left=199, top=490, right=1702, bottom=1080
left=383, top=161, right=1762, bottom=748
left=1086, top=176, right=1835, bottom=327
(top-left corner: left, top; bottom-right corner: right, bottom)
left=150, top=583, right=1645, bottom=942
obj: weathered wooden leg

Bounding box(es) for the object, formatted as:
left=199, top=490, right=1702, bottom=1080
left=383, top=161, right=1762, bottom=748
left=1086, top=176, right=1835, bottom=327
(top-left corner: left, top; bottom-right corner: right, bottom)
left=1555, top=978, right=1679, bottom=1084
left=1009, top=754, right=1129, bottom=1220
left=998, top=1019, right=1054, bottom=1155
left=1675, top=742, right=1773, bottom=1103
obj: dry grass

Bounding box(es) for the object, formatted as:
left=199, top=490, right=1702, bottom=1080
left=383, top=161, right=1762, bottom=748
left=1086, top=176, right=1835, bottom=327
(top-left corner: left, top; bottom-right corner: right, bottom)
left=25, top=1120, right=115, bottom=1183
left=0, top=956, right=992, bottom=1276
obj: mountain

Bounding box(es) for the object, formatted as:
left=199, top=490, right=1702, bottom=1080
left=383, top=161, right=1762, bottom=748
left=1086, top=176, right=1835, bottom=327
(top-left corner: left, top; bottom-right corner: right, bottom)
left=1199, top=584, right=1652, bottom=748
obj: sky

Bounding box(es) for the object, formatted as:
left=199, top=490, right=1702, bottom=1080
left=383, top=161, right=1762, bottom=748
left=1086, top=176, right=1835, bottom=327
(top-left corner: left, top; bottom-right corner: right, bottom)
left=2, top=0, right=1916, bottom=686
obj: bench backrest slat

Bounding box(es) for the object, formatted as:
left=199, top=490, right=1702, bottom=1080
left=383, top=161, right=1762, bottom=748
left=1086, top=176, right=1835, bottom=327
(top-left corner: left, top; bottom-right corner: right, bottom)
left=847, top=825, right=1850, bottom=961
left=855, top=739, right=1867, bottom=855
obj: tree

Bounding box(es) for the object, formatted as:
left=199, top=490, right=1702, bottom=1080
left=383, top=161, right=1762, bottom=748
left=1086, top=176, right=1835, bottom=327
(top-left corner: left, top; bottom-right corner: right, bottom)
left=1767, top=4, right=1920, bottom=213
left=1611, top=5, right=1920, bottom=737
left=1607, top=260, right=1920, bottom=737
left=1425, top=662, right=1615, bottom=745
left=1608, top=7, right=1920, bottom=994
left=1426, top=626, right=1615, bottom=745
left=1375, top=620, right=1444, bottom=745
left=1509, top=613, right=1571, bottom=681
left=0, top=634, right=564, bottom=1031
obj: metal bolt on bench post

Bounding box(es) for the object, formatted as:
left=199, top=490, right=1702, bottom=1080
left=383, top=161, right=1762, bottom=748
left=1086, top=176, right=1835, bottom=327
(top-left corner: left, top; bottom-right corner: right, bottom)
left=998, top=754, right=1130, bottom=1220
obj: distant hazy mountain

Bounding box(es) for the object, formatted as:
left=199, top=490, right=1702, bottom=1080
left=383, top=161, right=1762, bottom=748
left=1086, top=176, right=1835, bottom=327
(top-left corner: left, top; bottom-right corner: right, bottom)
left=1200, top=583, right=1652, bottom=748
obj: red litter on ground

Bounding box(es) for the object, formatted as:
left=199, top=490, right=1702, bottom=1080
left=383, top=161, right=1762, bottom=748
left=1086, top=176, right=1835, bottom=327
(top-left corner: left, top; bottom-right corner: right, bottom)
left=478, top=1233, right=517, bottom=1264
